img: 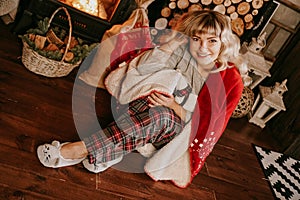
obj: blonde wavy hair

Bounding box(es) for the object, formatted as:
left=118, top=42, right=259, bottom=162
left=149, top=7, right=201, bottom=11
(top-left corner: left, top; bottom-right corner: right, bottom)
left=174, top=10, right=241, bottom=72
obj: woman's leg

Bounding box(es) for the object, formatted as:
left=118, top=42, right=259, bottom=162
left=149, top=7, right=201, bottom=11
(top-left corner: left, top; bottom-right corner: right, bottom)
left=58, top=97, right=184, bottom=164
left=84, top=97, right=185, bottom=165
left=40, top=98, right=148, bottom=163
left=60, top=141, right=88, bottom=160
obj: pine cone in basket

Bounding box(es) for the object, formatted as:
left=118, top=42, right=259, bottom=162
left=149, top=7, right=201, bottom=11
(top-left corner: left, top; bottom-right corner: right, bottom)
left=28, top=34, right=36, bottom=41
left=64, top=36, right=79, bottom=49
left=64, top=52, right=74, bottom=62
left=44, top=43, right=59, bottom=51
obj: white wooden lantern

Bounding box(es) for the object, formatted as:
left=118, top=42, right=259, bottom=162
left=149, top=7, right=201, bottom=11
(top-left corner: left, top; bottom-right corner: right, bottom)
left=240, top=32, right=272, bottom=89
left=248, top=79, right=288, bottom=128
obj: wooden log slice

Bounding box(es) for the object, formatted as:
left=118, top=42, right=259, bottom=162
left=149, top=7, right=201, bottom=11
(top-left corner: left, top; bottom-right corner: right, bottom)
left=201, top=0, right=212, bottom=6
left=232, top=0, right=242, bottom=4
left=189, top=0, right=200, bottom=3
left=252, top=0, right=263, bottom=9
left=230, top=12, right=239, bottom=20
left=252, top=9, right=258, bottom=15
left=244, top=13, right=253, bottom=22
left=237, top=2, right=250, bottom=15
left=224, top=0, right=231, bottom=7
left=169, top=1, right=177, bottom=9
left=150, top=28, right=158, bottom=35
left=155, top=18, right=168, bottom=30
left=231, top=17, right=244, bottom=36
left=245, top=21, right=254, bottom=30
left=213, top=4, right=226, bottom=14
left=161, top=7, right=171, bottom=18
left=213, top=0, right=224, bottom=5
left=227, top=5, right=236, bottom=14
left=177, top=0, right=190, bottom=9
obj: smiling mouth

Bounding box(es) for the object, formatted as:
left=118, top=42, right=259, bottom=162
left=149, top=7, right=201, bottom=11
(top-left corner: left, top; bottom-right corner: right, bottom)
left=197, top=53, right=210, bottom=57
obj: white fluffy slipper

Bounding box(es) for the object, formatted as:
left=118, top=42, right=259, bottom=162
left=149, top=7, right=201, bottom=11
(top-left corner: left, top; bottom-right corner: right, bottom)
left=37, top=141, right=85, bottom=168
left=82, top=155, right=123, bottom=173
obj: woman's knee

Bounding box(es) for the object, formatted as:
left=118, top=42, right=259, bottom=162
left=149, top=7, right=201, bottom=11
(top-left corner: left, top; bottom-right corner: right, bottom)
left=149, top=106, right=182, bottom=127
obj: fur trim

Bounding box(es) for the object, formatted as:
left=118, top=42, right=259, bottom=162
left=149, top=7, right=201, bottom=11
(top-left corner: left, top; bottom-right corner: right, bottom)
left=144, top=122, right=192, bottom=188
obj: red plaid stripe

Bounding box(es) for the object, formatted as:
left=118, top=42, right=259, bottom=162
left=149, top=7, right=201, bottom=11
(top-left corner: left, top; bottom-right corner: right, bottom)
left=84, top=97, right=184, bottom=164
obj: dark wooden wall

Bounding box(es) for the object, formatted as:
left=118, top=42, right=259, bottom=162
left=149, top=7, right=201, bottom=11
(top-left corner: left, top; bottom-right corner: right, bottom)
left=263, top=29, right=300, bottom=159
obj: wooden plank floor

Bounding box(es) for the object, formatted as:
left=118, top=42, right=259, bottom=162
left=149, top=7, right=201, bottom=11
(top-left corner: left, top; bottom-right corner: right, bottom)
left=0, top=20, right=280, bottom=200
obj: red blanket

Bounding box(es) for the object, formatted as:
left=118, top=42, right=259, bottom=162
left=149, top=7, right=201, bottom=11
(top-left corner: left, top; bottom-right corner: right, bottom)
left=189, top=65, right=244, bottom=181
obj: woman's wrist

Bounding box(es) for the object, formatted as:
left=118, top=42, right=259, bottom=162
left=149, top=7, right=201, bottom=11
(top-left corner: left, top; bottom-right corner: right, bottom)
left=171, top=103, right=186, bottom=121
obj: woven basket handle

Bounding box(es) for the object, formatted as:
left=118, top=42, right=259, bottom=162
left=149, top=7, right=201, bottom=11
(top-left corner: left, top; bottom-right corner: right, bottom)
left=48, top=7, right=72, bottom=62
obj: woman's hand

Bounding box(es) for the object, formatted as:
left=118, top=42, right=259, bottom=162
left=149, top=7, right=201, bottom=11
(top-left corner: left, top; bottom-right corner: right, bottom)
left=148, top=92, right=175, bottom=108
left=148, top=92, right=186, bottom=120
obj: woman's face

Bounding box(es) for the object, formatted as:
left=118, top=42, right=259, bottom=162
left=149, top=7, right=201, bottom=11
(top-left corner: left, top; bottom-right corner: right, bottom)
left=189, top=33, right=222, bottom=69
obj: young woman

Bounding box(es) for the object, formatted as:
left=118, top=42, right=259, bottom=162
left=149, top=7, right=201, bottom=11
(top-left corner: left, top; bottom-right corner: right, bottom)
left=37, top=10, right=245, bottom=188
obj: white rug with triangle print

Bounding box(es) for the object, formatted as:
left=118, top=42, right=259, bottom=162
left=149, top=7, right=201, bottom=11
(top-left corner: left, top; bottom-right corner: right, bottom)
left=253, top=145, right=300, bottom=200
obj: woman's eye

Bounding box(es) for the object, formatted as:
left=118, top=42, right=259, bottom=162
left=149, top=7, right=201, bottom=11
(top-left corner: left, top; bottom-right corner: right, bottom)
left=192, top=37, right=199, bottom=41
left=209, top=39, right=218, bottom=43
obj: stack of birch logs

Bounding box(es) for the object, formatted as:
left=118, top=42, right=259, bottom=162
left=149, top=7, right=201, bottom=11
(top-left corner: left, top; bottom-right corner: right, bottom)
left=153, top=0, right=268, bottom=37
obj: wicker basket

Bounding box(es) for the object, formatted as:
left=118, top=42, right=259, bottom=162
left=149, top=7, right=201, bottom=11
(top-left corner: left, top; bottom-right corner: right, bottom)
left=231, top=87, right=255, bottom=118
left=21, top=7, right=80, bottom=77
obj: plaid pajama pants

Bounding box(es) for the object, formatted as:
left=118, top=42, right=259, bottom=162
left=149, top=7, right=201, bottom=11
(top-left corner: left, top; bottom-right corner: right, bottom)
left=83, top=97, right=185, bottom=164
